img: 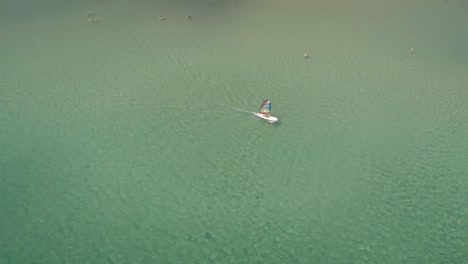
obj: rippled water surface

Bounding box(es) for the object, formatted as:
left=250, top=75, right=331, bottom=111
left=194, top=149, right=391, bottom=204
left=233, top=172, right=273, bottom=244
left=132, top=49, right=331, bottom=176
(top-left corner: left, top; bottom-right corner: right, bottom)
left=1, top=0, right=468, bottom=263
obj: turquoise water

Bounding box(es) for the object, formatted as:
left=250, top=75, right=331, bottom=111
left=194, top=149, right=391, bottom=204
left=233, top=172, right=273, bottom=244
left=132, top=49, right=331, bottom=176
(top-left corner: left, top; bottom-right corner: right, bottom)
left=1, top=0, right=468, bottom=263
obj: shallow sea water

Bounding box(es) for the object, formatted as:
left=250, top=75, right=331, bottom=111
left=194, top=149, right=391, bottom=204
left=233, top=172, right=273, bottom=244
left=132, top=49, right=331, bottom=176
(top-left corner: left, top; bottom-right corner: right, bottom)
left=1, top=0, right=468, bottom=263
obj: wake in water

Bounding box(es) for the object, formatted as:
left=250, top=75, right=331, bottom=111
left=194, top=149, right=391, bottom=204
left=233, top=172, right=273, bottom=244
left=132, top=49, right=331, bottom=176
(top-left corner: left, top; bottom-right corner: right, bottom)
left=233, top=107, right=255, bottom=114
left=215, top=103, right=255, bottom=115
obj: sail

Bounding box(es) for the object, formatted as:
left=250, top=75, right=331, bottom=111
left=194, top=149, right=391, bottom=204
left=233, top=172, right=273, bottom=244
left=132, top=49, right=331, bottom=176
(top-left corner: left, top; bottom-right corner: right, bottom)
left=259, top=99, right=271, bottom=114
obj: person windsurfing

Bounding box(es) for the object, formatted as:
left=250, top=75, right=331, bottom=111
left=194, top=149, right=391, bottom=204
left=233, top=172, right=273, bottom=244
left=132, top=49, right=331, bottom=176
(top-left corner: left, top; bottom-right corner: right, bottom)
left=259, top=99, right=271, bottom=117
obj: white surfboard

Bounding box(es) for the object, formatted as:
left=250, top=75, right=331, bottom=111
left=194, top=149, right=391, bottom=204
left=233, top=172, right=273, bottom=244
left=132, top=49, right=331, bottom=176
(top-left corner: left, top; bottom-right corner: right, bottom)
left=255, top=113, right=279, bottom=123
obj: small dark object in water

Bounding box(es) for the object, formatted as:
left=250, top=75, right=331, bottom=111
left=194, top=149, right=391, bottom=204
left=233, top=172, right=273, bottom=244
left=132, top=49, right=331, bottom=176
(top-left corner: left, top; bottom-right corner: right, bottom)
left=188, top=15, right=192, bottom=19
left=203, top=231, right=214, bottom=240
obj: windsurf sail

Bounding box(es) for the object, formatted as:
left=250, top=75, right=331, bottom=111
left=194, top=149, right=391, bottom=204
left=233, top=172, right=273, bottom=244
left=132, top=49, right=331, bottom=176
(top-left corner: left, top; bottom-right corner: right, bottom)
left=258, top=99, right=271, bottom=115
